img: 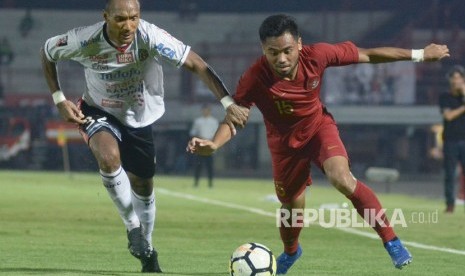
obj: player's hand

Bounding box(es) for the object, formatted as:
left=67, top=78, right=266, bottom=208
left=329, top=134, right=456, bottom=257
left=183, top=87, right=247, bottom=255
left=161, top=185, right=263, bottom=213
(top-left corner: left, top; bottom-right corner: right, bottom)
left=186, top=137, right=218, bottom=156
left=225, top=103, right=249, bottom=135
left=423, top=43, right=450, bottom=61
left=56, top=100, right=87, bottom=124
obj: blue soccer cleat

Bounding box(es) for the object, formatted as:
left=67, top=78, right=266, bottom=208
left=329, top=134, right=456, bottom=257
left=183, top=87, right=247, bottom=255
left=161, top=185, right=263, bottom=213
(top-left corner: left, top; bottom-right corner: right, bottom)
left=276, top=244, right=303, bottom=275
left=384, top=238, right=412, bottom=269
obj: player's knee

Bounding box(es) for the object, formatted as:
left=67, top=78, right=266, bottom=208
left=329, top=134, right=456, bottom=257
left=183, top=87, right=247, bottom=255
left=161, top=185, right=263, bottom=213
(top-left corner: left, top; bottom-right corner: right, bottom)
left=326, top=167, right=354, bottom=192
left=131, top=177, right=153, bottom=196
left=96, top=149, right=121, bottom=173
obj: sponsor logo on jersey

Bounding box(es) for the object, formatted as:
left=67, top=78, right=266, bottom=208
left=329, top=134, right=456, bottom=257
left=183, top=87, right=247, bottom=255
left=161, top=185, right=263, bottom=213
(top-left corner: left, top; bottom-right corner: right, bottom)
left=101, top=99, right=123, bottom=108
left=99, top=68, right=141, bottom=80
left=116, top=52, right=135, bottom=64
left=105, top=79, right=143, bottom=96
left=306, top=77, right=320, bottom=91
left=56, top=35, right=68, bottom=47
left=92, top=63, right=109, bottom=70
left=155, top=43, right=176, bottom=59
left=138, top=49, right=149, bottom=61
left=80, top=36, right=100, bottom=48
left=89, top=54, right=109, bottom=62
left=90, top=54, right=109, bottom=70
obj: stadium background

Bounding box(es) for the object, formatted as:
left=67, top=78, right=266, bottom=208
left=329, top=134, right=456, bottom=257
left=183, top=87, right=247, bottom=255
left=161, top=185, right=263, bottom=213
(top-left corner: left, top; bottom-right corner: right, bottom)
left=1, top=0, right=464, bottom=198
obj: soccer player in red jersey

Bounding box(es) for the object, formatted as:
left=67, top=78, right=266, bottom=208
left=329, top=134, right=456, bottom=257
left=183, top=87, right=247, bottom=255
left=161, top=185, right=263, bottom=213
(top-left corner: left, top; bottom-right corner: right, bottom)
left=187, top=14, right=449, bottom=273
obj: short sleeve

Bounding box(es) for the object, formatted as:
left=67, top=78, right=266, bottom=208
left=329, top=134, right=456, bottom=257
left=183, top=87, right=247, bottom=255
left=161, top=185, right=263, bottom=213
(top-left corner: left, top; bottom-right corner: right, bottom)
left=43, top=30, right=80, bottom=62
left=234, top=71, right=256, bottom=109
left=304, top=41, right=359, bottom=69
left=145, top=23, right=190, bottom=68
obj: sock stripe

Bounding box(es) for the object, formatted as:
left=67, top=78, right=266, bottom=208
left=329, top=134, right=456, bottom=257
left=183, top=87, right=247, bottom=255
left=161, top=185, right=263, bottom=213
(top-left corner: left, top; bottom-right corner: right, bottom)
left=131, top=189, right=154, bottom=201
left=100, top=166, right=123, bottom=179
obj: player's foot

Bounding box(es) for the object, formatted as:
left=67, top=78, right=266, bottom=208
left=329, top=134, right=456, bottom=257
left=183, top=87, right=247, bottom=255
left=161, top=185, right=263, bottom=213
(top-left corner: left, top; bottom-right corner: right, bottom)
left=276, top=244, right=302, bottom=275
left=444, top=205, right=454, bottom=213
left=384, top=238, right=412, bottom=269
left=127, top=227, right=144, bottom=259
left=141, top=247, right=162, bottom=273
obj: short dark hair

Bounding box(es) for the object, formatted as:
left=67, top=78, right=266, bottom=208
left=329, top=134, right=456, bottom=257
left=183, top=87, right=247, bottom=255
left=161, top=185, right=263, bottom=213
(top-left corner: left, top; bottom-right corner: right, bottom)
left=105, top=0, right=140, bottom=12
left=259, top=14, right=300, bottom=42
left=446, top=65, right=465, bottom=79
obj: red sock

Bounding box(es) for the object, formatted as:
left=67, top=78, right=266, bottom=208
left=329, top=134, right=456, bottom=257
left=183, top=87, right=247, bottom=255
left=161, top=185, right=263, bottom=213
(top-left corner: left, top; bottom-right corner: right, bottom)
left=279, top=212, right=302, bottom=254
left=347, top=181, right=396, bottom=243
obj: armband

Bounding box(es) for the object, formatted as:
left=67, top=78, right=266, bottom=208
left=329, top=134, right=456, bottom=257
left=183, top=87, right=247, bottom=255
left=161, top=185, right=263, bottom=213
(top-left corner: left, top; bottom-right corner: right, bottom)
left=220, top=95, right=234, bottom=110
left=52, top=90, right=66, bottom=105
left=411, top=49, right=424, bottom=62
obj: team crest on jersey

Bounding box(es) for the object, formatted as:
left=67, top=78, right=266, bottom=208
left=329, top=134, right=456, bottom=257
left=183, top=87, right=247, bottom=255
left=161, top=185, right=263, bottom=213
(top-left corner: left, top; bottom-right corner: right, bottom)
left=138, top=49, right=149, bottom=61
left=56, top=35, right=68, bottom=47
left=116, top=52, right=135, bottom=64
left=306, top=77, right=320, bottom=91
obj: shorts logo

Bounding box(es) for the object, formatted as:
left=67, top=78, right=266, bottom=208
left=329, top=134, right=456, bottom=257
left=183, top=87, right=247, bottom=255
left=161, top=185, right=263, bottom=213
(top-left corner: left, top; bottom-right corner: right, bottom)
left=274, top=181, right=286, bottom=197
left=56, top=35, right=68, bottom=47
left=306, top=77, right=320, bottom=91
left=116, top=52, right=134, bottom=64
left=327, top=145, right=339, bottom=150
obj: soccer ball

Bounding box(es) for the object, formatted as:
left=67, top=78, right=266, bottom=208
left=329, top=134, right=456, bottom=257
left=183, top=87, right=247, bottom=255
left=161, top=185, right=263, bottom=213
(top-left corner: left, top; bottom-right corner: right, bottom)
left=229, top=243, right=277, bottom=276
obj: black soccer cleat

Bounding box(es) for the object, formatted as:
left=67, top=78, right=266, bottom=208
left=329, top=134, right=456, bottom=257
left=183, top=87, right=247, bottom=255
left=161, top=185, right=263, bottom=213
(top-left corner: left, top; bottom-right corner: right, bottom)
left=127, top=227, right=144, bottom=259
left=141, top=248, right=162, bottom=273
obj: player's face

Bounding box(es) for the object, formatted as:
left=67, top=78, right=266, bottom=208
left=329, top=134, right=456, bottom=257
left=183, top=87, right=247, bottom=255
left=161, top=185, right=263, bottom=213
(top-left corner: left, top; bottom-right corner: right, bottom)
left=104, top=0, right=140, bottom=46
left=449, top=72, right=465, bottom=94
left=262, top=32, right=302, bottom=80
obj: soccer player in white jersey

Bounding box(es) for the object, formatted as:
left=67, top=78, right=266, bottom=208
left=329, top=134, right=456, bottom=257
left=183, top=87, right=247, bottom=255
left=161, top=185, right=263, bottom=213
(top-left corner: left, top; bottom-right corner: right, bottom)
left=40, top=0, right=248, bottom=273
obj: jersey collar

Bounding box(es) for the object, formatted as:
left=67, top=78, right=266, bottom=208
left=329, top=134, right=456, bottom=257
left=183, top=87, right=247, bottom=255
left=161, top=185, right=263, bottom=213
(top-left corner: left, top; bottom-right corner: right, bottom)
left=102, top=23, right=131, bottom=53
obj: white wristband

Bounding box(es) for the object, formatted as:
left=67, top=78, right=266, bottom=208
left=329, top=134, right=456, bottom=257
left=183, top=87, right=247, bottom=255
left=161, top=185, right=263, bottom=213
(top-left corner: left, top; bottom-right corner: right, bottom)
left=52, top=90, right=66, bottom=105
left=411, top=49, right=424, bottom=62
left=220, top=95, right=234, bottom=110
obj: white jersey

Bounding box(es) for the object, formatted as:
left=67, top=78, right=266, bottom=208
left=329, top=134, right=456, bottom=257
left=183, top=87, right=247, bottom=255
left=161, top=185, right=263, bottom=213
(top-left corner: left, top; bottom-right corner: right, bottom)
left=44, top=19, right=191, bottom=128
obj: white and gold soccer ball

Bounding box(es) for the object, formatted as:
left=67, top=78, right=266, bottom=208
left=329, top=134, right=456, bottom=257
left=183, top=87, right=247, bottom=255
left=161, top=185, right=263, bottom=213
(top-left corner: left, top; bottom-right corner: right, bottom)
left=229, top=243, right=277, bottom=276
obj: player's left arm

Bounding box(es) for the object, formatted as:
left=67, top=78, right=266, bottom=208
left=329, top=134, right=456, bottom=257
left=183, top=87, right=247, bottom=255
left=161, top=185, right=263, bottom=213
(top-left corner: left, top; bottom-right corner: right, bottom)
left=182, top=50, right=249, bottom=134
left=357, top=43, right=450, bottom=63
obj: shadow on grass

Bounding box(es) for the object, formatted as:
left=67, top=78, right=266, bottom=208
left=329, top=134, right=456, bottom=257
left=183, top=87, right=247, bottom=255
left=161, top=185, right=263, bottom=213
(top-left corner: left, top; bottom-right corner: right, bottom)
left=0, top=267, right=227, bottom=275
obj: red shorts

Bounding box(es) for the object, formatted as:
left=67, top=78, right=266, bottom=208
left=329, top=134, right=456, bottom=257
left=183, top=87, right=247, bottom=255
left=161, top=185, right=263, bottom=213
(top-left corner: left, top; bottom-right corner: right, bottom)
left=271, top=119, right=348, bottom=203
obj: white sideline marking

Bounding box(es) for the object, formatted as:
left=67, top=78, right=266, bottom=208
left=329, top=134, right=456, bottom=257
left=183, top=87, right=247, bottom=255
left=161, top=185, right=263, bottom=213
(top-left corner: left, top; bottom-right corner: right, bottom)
left=157, top=188, right=465, bottom=256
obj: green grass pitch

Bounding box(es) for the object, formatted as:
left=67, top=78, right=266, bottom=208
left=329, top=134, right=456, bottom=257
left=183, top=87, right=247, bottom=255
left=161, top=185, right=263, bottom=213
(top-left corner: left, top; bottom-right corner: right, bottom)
left=0, top=170, right=464, bottom=275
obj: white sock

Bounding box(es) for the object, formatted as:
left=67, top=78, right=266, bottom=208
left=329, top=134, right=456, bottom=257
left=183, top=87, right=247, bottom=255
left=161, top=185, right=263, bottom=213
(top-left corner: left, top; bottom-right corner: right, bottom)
left=100, top=166, right=140, bottom=231
left=131, top=189, right=155, bottom=247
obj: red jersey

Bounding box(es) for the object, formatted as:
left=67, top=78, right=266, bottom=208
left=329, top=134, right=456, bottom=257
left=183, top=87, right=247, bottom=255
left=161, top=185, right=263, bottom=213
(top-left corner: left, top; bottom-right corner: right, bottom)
left=234, top=41, right=359, bottom=153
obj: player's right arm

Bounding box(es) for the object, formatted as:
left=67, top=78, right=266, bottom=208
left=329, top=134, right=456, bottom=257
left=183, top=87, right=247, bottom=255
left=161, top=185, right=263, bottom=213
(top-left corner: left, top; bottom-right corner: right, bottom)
left=442, top=106, right=465, bottom=121
left=187, top=62, right=256, bottom=155
left=187, top=122, right=236, bottom=156
left=40, top=47, right=86, bottom=124
left=439, top=86, right=465, bottom=122
left=40, top=29, right=85, bottom=124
